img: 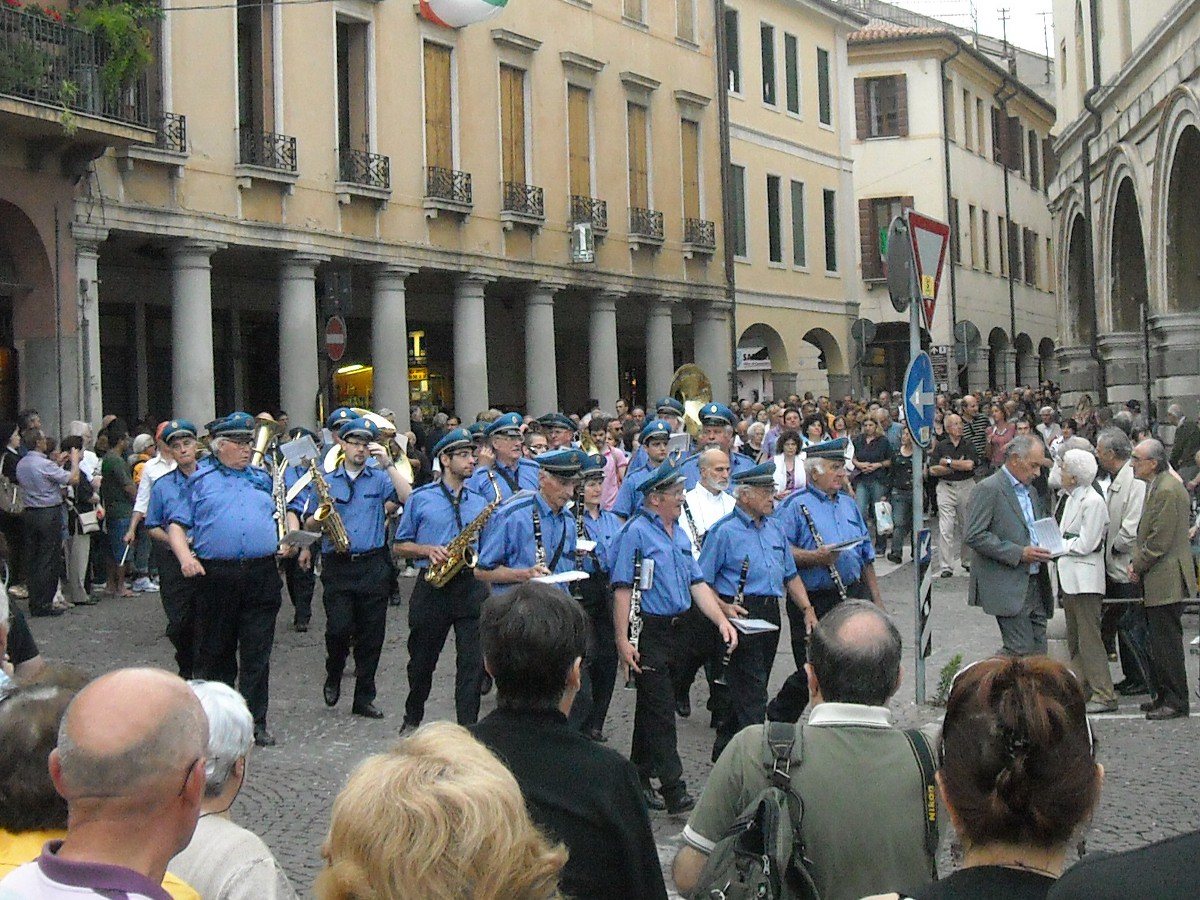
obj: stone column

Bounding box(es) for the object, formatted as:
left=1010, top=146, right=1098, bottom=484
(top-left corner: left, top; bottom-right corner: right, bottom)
left=589, top=290, right=621, bottom=411
left=71, top=224, right=107, bottom=426
left=170, top=241, right=223, bottom=425
left=454, top=274, right=491, bottom=420
left=279, top=253, right=327, bottom=430
left=966, top=348, right=990, bottom=395
left=1097, top=332, right=1145, bottom=406
left=693, top=302, right=731, bottom=399
left=373, top=265, right=417, bottom=431
left=1149, top=313, right=1200, bottom=409
left=525, top=282, right=560, bottom=415
left=1054, top=345, right=1103, bottom=409
left=644, top=297, right=675, bottom=404
left=998, top=348, right=1018, bottom=391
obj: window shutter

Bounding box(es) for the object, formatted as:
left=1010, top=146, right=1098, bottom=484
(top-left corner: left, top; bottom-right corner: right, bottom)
left=567, top=85, right=591, bottom=197
left=423, top=42, right=453, bottom=170
left=1042, top=137, right=1057, bottom=184
left=681, top=119, right=701, bottom=220
left=991, top=107, right=1003, bottom=162
left=859, top=198, right=880, bottom=279
left=896, top=74, right=908, bottom=137
left=854, top=78, right=868, bottom=140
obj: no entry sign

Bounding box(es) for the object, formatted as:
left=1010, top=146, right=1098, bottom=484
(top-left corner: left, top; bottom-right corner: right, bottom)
left=326, top=315, right=347, bottom=362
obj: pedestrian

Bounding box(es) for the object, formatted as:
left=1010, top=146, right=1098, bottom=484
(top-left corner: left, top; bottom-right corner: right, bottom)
left=99, top=423, right=136, bottom=598
left=929, top=414, right=980, bottom=577
left=886, top=427, right=916, bottom=563
left=60, top=436, right=99, bottom=609
left=277, top=426, right=318, bottom=631
left=15, top=428, right=80, bottom=617
left=853, top=416, right=892, bottom=550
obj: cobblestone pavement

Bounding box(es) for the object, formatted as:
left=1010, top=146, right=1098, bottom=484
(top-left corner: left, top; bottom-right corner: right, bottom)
left=23, top=555, right=1200, bottom=898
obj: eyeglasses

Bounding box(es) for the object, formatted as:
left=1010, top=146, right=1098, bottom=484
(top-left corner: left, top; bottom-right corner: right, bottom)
left=178, top=757, right=202, bottom=798
left=343, top=439, right=369, bottom=448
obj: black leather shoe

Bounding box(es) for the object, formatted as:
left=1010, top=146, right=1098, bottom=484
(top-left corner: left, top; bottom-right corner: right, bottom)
left=1115, top=680, right=1148, bottom=696
left=640, top=785, right=666, bottom=811
left=323, top=675, right=340, bottom=707
left=253, top=726, right=276, bottom=747
left=887, top=553, right=902, bottom=564
left=397, top=719, right=420, bottom=738
left=352, top=702, right=384, bottom=719
left=675, top=696, right=691, bottom=718
left=30, top=607, right=65, bottom=618
left=480, top=673, right=493, bottom=696
left=664, top=789, right=696, bottom=815
left=1140, top=698, right=1162, bottom=713
left=585, top=728, right=607, bottom=743
left=1146, top=705, right=1186, bottom=721
left=294, top=620, right=309, bottom=633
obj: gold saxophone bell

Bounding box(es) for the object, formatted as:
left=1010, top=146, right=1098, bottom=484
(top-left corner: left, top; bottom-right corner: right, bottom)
left=250, top=412, right=282, bottom=468
left=579, top=428, right=601, bottom=456
left=669, top=363, right=713, bottom=440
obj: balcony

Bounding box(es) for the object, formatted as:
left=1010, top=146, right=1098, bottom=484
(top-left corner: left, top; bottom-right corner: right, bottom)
left=235, top=127, right=298, bottom=191
left=424, top=166, right=472, bottom=219
left=683, top=217, right=716, bottom=258
left=628, top=206, right=664, bottom=251
left=335, top=148, right=391, bottom=205
left=570, top=195, right=608, bottom=235
left=116, top=111, right=187, bottom=176
left=0, top=6, right=156, bottom=174
left=500, top=180, right=544, bottom=231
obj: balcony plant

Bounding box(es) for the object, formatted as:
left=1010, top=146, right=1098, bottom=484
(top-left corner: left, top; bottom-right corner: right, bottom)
left=71, top=0, right=160, bottom=100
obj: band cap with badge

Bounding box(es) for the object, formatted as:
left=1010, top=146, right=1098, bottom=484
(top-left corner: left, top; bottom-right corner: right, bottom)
left=485, top=412, right=524, bottom=437
left=433, top=428, right=474, bottom=458
left=731, top=462, right=776, bottom=487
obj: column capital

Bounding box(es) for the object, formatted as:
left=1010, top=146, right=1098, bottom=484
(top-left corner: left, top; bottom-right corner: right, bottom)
left=281, top=252, right=330, bottom=271
left=457, top=271, right=494, bottom=289
left=594, top=287, right=626, bottom=304
left=590, top=293, right=618, bottom=314
left=70, top=223, right=109, bottom=253
left=530, top=279, right=568, bottom=295
left=375, top=263, right=420, bottom=280
left=645, top=296, right=674, bottom=315
left=170, top=240, right=226, bottom=261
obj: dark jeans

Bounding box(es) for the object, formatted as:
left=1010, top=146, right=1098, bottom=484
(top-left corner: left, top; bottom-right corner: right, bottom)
left=714, top=595, right=782, bottom=760
left=153, top=542, right=199, bottom=679
left=24, top=506, right=64, bottom=614
left=767, top=586, right=847, bottom=723
left=322, top=551, right=393, bottom=708
left=0, top=509, right=26, bottom=586
left=405, top=571, right=485, bottom=726
left=568, top=574, right=618, bottom=735
left=281, top=553, right=316, bottom=626
left=1107, top=579, right=1151, bottom=689
left=193, top=556, right=283, bottom=728
left=889, top=490, right=913, bottom=559
left=1146, top=603, right=1189, bottom=713
left=630, top=615, right=685, bottom=796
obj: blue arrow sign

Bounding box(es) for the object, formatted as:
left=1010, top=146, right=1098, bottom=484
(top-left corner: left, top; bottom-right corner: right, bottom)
left=918, top=529, right=932, bottom=565
left=903, top=351, right=936, bottom=450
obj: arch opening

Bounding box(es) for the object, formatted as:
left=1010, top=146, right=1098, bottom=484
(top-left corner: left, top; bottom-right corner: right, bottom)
left=1165, top=125, right=1200, bottom=313
left=1110, top=178, right=1147, bottom=332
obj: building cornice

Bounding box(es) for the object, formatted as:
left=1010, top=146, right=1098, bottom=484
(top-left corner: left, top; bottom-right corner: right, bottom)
left=729, top=123, right=853, bottom=171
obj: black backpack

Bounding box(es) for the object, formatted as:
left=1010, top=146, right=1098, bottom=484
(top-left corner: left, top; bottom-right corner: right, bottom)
left=689, top=722, right=939, bottom=900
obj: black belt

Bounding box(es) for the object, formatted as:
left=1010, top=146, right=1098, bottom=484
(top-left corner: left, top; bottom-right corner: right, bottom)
left=720, top=594, right=782, bottom=604
left=200, top=555, right=276, bottom=569
left=324, top=546, right=388, bottom=562
left=642, top=612, right=686, bottom=623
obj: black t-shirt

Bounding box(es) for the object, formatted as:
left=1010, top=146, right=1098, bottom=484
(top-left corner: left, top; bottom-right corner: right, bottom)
left=1048, top=831, right=1200, bottom=899
left=855, top=435, right=892, bottom=484
left=905, top=865, right=1055, bottom=900
left=932, top=437, right=979, bottom=482
left=890, top=448, right=915, bottom=494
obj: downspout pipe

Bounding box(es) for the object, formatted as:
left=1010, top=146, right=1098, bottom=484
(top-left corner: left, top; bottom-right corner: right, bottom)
left=1080, top=0, right=1107, bottom=404
left=714, top=0, right=738, bottom=402
left=940, top=42, right=962, bottom=372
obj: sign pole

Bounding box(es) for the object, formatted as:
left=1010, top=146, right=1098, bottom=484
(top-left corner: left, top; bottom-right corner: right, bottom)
left=910, top=264, right=926, bottom=705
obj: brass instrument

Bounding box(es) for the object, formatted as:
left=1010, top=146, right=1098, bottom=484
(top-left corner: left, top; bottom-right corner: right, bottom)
left=579, top=428, right=601, bottom=456
left=309, top=458, right=351, bottom=553
left=251, top=412, right=282, bottom=469
left=669, top=363, right=713, bottom=440
left=425, top=472, right=503, bottom=587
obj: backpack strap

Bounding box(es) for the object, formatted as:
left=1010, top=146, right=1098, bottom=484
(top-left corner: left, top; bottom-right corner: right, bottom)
left=763, top=719, right=800, bottom=788
left=903, top=728, right=940, bottom=881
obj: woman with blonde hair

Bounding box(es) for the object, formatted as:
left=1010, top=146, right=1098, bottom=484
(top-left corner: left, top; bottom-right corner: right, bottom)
left=316, top=721, right=567, bottom=900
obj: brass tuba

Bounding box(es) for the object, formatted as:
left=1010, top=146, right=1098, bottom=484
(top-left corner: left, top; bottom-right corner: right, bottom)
left=669, top=363, right=713, bottom=440
left=250, top=413, right=282, bottom=469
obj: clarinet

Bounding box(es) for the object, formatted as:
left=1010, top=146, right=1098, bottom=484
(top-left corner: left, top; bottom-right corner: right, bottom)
left=625, top=550, right=643, bottom=690
left=532, top=505, right=546, bottom=568
left=570, top=486, right=586, bottom=600
left=799, top=503, right=849, bottom=603
left=712, top=557, right=748, bottom=686
left=682, top=498, right=705, bottom=552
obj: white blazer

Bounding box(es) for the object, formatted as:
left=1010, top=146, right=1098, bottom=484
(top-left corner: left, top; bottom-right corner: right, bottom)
left=773, top=453, right=805, bottom=496
left=1056, top=483, right=1110, bottom=596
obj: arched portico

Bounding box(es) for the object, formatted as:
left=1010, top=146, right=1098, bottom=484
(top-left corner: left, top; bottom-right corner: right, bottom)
left=736, top=322, right=791, bottom=402
left=1098, top=176, right=1150, bottom=403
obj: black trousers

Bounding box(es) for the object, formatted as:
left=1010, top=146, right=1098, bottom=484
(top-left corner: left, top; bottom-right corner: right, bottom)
left=193, top=556, right=282, bottom=728
left=1106, top=579, right=1151, bottom=689
left=24, top=506, right=64, bottom=615
left=153, top=542, right=199, bottom=679
left=713, top=595, right=782, bottom=760
left=281, top=553, right=316, bottom=626
left=631, top=614, right=686, bottom=796
left=1146, top=602, right=1189, bottom=713
left=322, top=550, right=393, bottom=708
left=405, top=571, right=485, bottom=726
left=767, top=585, right=849, bottom=723
left=671, top=603, right=724, bottom=712
left=566, top=574, right=618, bottom=734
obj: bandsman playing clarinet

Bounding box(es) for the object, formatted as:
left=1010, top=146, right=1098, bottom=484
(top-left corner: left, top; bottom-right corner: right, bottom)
left=611, top=458, right=739, bottom=814
left=468, top=412, right=539, bottom=501
left=699, top=462, right=815, bottom=761
left=393, top=428, right=493, bottom=734
left=767, top=440, right=884, bottom=723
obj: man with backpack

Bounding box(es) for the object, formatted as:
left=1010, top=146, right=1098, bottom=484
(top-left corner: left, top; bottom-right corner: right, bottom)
left=672, top=601, right=939, bottom=900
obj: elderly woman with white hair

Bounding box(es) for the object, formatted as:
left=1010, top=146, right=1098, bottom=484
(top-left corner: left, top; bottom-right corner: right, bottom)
left=1056, top=447, right=1115, bottom=713
left=169, top=680, right=299, bottom=900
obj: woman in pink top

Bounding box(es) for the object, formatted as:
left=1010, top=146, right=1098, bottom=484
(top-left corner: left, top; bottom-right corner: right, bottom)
left=986, top=403, right=1016, bottom=469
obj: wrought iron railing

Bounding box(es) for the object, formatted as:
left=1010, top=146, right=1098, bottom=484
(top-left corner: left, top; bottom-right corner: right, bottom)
left=629, top=207, right=664, bottom=241
left=154, top=111, right=186, bottom=152
left=238, top=127, right=297, bottom=172
left=338, top=148, right=390, bottom=189
left=502, top=181, right=544, bottom=218
left=0, top=6, right=151, bottom=127
left=570, top=195, right=608, bottom=231
left=684, top=217, right=716, bottom=249
left=426, top=166, right=472, bottom=205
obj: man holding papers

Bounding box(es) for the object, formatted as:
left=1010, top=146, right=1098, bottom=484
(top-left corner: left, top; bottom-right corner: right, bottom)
left=699, top=463, right=815, bottom=760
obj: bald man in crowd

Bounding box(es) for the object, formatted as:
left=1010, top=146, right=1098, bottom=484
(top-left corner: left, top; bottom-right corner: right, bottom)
left=0, top=668, right=209, bottom=899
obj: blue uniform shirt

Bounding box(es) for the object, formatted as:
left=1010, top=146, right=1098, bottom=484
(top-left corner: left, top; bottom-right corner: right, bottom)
left=469, top=458, right=539, bottom=501
left=774, top=485, right=875, bottom=591
left=612, top=466, right=657, bottom=519
left=680, top=450, right=757, bottom=491
left=476, top=491, right=577, bottom=594
left=172, top=459, right=278, bottom=561
left=393, top=480, right=490, bottom=569
left=626, top=445, right=651, bottom=477
left=700, top=506, right=798, bottom=597
left=145, top=467, right=195, bottom=530
left=580, top=507, right=622, bottom=574
left=291, top=464, right=397, bottom=555
left=610, top=510, right=702, bottom=616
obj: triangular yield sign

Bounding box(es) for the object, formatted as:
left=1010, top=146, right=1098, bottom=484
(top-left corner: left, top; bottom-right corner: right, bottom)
left=906, top=211, right=950, bottom=329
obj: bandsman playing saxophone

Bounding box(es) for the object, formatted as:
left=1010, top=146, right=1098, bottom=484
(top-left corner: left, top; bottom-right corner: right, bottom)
left=292, top=417, right=405, bottom=722
left=393, top=428, right=492, bottom=734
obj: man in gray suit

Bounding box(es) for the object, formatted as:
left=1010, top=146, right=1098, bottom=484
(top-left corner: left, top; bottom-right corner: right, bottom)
left=964, top=435, right=1054, bottom=655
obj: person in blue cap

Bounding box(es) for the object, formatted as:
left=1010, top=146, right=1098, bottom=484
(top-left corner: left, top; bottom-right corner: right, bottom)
left=467, top=412, right=539, bottom=501
left=145, top=419, right=202, bottom=678
left=291, top=417, right=407, bottom=721
left=612, top=420, right=674, bottom=519
left=276, top=426, right=319, bottom=632
left=610, top=458, right=739, bottom=814
left=698, top=461, right=816, bottom=760
left=166, top=411, right=284, bottom=747
left=537, top=412, right=578, bottom=451
left=767, top=439, right=884, bottom=723
left=680, top=403, right=757, bottom=491
left=626, top=398, right=688, bottom=477
left=393, top=427, right=494, bottom=733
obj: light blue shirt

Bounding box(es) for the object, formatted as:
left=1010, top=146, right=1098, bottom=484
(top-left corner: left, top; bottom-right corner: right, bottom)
left=774, top=485, right=875, bottom=592
left=476, top=491, right=577, bottom=594
left=700, top=506, right=798, bottom=597
left=612, top=466, right=657, bottom=519
left=1003, top=466, right=1040, bottom=573
left=292, top=464, right=397, bottom=555
left=393, top=480, right=490, bottom=569
left=172, top=459, right=278, bottom=561
left=581, top=507, right=622, bottom=574
left=609, top=509, right=702, bottom=616
left=145, top=467, right=195, bottom=530
left=469, top=458, right=539, bottom=501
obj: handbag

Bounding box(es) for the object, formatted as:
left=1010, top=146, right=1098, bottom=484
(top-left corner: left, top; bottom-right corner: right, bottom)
left=0, top=473, right=24, bottom=516
left=74, top=508, right=101, bottom=535
left=874, top=499, right=894, bottom=535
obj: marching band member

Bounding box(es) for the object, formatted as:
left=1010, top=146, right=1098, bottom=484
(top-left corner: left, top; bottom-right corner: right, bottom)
left=537, top=412, right=578, bottom=451
left=278, top=425, right=318, bottom=632
left=626, top=398, right=687, bottom=476
left=612, top=421, right=674, bottom=520
left=680, top=404, right=756, bottom=490
left=468, top=412, right=539, bottom=500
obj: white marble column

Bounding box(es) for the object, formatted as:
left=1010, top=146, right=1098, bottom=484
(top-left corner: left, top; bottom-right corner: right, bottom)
left=525, top=282, right=560, bottom=415
left=589, top=290, right=621, bottom=410
left=279, top=253, right=327, bottom=430
left=454, top=274, right=491, bottom=420
left=999, top=348, right=1018, bottom=391
left=693, top=302, right=732, bottom=399
left=966, top=349, right=990, bottom=394
left=71, top=224, right=107, bottom=426
left=644, top=297, right=675, bottom=404
left=170, top=241, right=223, bottom=425
left=373, top=265, right=417, bottom=431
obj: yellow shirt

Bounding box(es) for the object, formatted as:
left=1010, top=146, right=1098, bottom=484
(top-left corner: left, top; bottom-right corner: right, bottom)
left=0, top=829, right=202, bottom=900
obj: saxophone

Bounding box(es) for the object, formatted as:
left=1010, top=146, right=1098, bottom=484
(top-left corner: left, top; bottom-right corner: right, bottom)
left=309, top=458, right=351, bottom=553
left=425, top=472, right=503, bottom=587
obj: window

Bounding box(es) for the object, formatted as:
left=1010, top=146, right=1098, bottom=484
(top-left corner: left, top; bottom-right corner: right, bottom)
left=997, top=215, right=1007, bottom=275
left=500, top=64, right=527, bottom=185
left=949, top=197, right=961, bottom=264
left=858, top=196, right=909, bottom=280
left=822, top=188, right=837, bottom=272
left=676, top=0, right=695, bottom=42
left=623, top=0, right=643, bottom=23
left=943, top=78, right=954, bottom=140
left=237, top=0, right=275, bottom=136
left=567, top=85, right=592, bottom=198
left=423, top=41, right=454, bottom=170
left=730, top=164, right=747, bottom=257
left=982, top=209, right=991, bottom=272
left=1023, top=228, right=1037, bottom=286
left=992, top=108, right=1023, bottom=170
left=968, top=204, right=978, bottom=268
left=855, top=75, right=906, bottom=138
left=1042, top=137, right=1057, bottom=192
left=760, top=24, right=777, bottom=105
left=725, top=9, right=741, bottom=94
left=784, top=33, right=800, bottom=114
left=1045, top=236, right=1053, bottom=289
left=1027, top=130, right=1040, bottom=190
left=976, top=98, right=985, bottom=154
left=816, top=47, right=831, bottom=125
left=790, top=181, right=806, bottom=267
left=336, top=19, right=370, bottom=156
left=681, top=119, right=701, bottom=220
left=767, top=175, right=782, bottom=263
left=627, top=101, right=649, bottom=210
left=1008, top=219, right=1022, bottom=283
left=962, top=89, right=972, bottom=150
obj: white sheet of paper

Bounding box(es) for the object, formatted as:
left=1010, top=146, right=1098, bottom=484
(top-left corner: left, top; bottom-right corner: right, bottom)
left=279, top=530, right=322, bottom=549
left=730, top=617, right=781, bottom=635
left=825, top=537, right=864, bottom=552
left=532, top=570, right=591, bottom=585
left=576, top=539, right=597, bottom=553
left=1032, top=517, right=1068, bottom=557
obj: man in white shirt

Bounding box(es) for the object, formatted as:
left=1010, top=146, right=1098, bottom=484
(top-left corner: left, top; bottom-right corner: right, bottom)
left=679, top=449, right=735, bottom=559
